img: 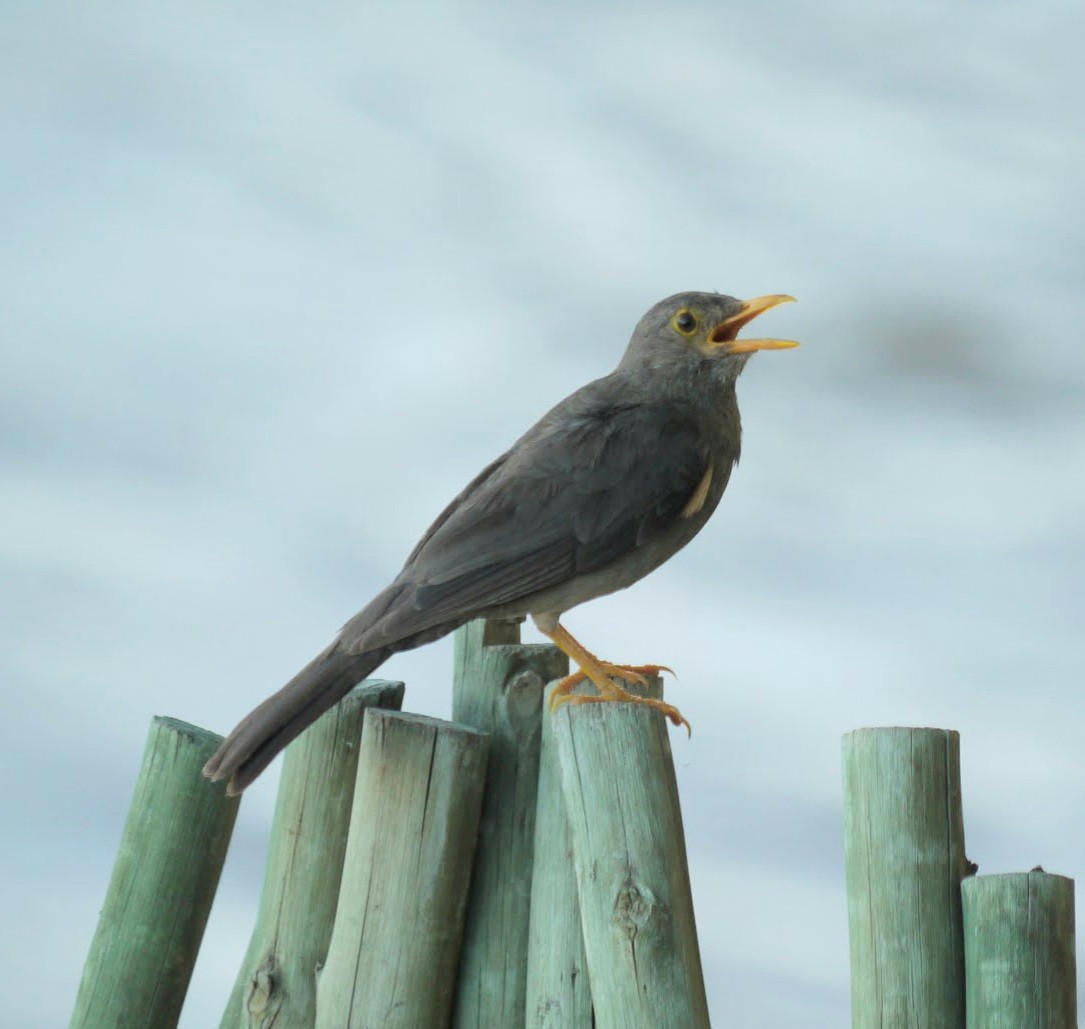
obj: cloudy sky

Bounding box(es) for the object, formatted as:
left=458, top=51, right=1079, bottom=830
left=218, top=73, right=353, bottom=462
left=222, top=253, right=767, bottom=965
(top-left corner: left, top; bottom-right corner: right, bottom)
left=3, top=2, right=1084, bottom=1025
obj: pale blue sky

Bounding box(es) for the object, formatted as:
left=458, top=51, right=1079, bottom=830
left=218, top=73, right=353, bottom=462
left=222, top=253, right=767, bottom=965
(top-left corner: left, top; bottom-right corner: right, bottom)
left=3, top=3, right=1084, bottom=1025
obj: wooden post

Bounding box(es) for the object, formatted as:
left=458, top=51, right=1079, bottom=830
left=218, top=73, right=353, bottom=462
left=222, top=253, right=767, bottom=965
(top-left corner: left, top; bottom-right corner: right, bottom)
left=962, top=870, right=1076, bottom=1027
left=842, top=727, right=969, bottom=1027
left=71, top=717, right=240, bottom=1029
left=525, top=680, right=593, bottom=1028
left=314, top=709, right=490, bottom=1029
left=451, top=618, right=568, bottom=1029
left=219, top=680, right=405, bottom=1029
left=552, top=676, right=710, bottom=1029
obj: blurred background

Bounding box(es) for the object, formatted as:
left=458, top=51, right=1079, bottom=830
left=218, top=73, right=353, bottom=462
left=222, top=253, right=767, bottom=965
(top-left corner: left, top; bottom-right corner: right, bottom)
left=3, top=2, right=1083, bottom=1025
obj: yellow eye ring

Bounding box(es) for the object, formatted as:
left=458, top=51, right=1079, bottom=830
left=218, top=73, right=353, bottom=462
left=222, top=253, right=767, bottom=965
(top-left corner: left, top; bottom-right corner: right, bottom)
left=673, top=309, right=697, bottom=335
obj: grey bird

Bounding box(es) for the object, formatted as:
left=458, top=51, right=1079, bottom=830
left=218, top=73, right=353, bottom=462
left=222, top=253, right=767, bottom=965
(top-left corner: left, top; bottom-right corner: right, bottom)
left=204, top=291, right=798, bottom=794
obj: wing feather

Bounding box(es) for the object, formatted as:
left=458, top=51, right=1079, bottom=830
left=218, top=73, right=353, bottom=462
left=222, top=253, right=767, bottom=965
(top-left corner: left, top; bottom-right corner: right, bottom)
left=354, top=379, right=711, bottom=649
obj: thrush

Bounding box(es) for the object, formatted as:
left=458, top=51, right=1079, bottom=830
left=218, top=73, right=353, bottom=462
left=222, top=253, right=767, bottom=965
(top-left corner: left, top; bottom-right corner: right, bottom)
left=204, top=292, right=798, bottom=794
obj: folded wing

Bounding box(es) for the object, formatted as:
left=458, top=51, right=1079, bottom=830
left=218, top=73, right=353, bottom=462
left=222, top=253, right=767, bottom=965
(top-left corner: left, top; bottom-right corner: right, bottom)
left=345, top=383, right=711, bottom=652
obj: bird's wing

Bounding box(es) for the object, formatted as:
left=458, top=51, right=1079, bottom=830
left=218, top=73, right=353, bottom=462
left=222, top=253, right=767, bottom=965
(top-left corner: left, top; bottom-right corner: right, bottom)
left=349, top=383, right=713, bottom=651
left=400, top=452, right=510, bottom=567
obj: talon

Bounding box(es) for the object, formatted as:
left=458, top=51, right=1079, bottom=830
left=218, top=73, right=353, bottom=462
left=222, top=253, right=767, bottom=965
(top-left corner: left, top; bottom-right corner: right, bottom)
left=635, top=694, right=691, bottom=735
left=549, top=669, right=590, bottom=711
left=547, top=661, right=673, bottom=711
left=598, top=661, right=676, bottom=689
left=612, top=666, right=649, bottom=688
left=553, top=690, right=692, bottom=735
left=550, top=688, right=577, bottom=713
left=536, top=621, right=689, bottom=736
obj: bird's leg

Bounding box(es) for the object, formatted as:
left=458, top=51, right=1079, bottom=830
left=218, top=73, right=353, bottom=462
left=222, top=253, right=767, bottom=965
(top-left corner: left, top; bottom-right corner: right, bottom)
left=537, top=621, right=690, bottom=735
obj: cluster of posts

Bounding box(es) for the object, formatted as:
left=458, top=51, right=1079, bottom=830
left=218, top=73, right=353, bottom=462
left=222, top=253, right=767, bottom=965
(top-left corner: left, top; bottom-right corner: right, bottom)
left=69, top=620, right=1077, bottom=1027
left=70, top=618, right=709, bottom=1027
left=843, top=727, right=1077, bottom=1026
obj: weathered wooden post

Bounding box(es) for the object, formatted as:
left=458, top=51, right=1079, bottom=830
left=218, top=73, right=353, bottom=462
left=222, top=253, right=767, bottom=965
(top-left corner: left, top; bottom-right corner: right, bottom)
left=524, top=680, right=593, bottom=1028
left=552, top=675, right=710, bottom=1029
left=314, top=709, right=490, bottom=1028
left=451, top=618, right=568, bottom=1028
left=219, top=680, right=405, bottom=1029
left=71, top=717, right=239, bottom=1029
left=842, top=727, right=969, bottom=1027
left=962, top=870, right=1077, bottom=1027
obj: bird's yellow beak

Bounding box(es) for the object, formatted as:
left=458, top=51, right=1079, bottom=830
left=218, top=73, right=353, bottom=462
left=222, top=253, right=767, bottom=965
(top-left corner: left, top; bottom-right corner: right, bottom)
left=708, top=294, right=799, bottom=354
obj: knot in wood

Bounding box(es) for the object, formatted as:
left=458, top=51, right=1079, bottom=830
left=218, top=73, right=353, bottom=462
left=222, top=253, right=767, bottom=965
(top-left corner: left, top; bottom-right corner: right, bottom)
left=502, top=668, right=544, bottom=724
left=612, top=878, right=658, bottom=940
left=245, top=955, right=282, bottom=1021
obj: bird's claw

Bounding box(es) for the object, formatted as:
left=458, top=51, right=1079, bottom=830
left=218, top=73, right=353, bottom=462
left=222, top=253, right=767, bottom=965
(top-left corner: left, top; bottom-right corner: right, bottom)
left=548, top=660, right=690, bottom=735
left=551, top=688, right=691, bottom=735
left=548, top=661, right=675, bottom=707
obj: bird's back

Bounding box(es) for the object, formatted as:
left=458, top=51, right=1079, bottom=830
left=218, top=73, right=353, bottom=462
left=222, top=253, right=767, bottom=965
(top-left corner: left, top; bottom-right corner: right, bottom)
left=341, top=369, right=741, bottom=653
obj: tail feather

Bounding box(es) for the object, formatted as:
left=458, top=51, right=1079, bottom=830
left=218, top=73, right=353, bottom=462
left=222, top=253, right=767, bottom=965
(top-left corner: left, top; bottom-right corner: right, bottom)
left=203, top=643, right=389, bottom=795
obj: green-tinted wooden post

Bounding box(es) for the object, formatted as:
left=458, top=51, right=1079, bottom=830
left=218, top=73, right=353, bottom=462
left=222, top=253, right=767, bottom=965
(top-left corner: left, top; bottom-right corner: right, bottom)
left=451, top=618, right=568, bottom=1029
left=219, top=680, right=404, bottom=1029
left=71, top=717, right=240, bottom=1029
left=962, top=870, right=1076, bottom=1027
left=525, top=680, right=593, bottom=1028
left=842, top=727, right=969, bottom=1027
left=314, top=709, right=490, bottom=1029
left=552, top=676, right=710, bottom=1029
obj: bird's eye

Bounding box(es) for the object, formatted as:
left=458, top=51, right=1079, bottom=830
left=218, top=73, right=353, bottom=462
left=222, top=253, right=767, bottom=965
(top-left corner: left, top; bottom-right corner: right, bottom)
left=674, top=310, right=697, bottom=335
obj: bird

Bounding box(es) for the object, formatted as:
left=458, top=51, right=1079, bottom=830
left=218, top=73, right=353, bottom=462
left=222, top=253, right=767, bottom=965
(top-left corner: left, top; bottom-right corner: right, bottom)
left=203, top=291, right=798, bottom=794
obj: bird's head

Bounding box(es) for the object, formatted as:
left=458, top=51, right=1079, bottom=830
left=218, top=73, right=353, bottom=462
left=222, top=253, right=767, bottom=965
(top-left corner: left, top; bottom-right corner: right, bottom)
left=622, top=291, right=799, bottom=382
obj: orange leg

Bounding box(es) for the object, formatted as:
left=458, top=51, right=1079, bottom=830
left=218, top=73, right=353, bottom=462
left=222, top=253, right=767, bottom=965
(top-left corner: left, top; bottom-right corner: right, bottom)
left=537, top=622, right=690, bottom=736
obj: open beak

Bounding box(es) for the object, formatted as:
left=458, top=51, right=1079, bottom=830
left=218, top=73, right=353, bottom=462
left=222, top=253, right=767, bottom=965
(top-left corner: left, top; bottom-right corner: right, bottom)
left=708, top=294, right=799, bottom=354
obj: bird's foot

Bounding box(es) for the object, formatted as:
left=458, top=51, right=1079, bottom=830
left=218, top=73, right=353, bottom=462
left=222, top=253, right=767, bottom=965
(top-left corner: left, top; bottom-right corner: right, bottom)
left=536, top=620, right=689, bottom=735
left=553, top=682, right=691, bottom=735
left=550, top=664, right=689, bottom=736
left=549, top=661, right=673, bottom=699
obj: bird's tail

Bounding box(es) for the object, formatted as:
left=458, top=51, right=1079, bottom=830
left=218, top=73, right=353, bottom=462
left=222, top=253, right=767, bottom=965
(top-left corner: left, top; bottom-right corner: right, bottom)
left=203, top=642, right=390, bottom=795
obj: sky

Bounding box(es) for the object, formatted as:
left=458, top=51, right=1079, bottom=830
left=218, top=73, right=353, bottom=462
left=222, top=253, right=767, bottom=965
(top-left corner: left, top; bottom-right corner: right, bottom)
left=2, top=2, right=1084, bottom=1025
